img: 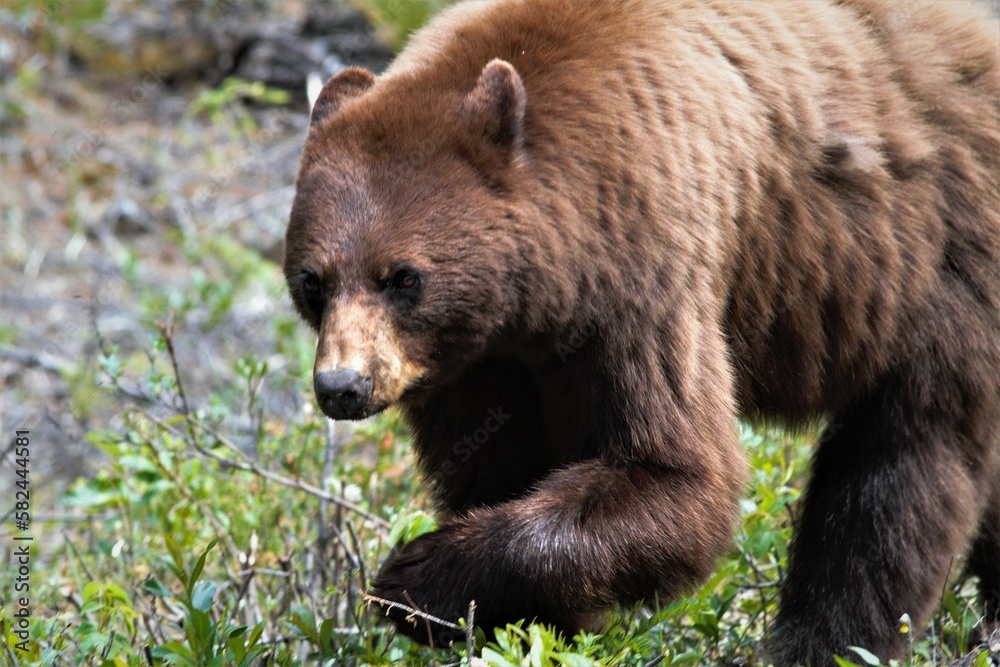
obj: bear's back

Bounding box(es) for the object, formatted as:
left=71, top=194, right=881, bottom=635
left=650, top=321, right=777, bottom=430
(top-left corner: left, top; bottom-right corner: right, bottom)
left=385, top=0, right=1000, bottom=419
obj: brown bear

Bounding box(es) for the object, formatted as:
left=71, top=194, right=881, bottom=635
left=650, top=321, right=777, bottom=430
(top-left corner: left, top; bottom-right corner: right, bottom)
left=283, top=0, right=1000, bottom=663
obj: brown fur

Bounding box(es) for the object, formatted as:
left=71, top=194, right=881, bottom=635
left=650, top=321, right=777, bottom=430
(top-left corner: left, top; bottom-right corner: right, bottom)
left=284, top=0, right=1000, bottom=663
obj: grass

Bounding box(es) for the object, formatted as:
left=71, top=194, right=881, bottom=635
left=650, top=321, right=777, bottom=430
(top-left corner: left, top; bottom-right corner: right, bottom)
left=0, top=239, right=991, bottom=665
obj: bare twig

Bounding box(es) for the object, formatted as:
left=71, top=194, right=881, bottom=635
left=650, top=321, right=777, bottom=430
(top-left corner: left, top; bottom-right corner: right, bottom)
left=158, top=320, right=198, bottom=445
left=139, top=586, right=168, bottom=646
left=735, top=577, right=780, bottom=590
left=315, top=419, right=340, bottom=592
left=409, top=590, right=439, bottom=648
left=466, top=600, right=476, bottom=660
left=363, top=593, right=463, bottom=632
left=143, top=412, right=389, bottom=529
left=345, top=521, right=366, bottom=588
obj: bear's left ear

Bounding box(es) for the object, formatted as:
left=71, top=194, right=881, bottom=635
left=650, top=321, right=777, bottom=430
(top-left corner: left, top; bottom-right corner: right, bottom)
left=459, top=59, right=527, bottom=168
left=311, top=68, right=376, bottom=127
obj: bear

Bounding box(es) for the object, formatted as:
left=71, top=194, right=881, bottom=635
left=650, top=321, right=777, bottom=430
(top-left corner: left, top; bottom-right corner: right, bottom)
left=283, top=0, right=1000, bottom=664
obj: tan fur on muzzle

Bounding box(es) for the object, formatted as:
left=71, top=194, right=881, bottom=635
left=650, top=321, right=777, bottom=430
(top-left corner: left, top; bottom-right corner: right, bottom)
left=314, top=303, right=425, bottom=409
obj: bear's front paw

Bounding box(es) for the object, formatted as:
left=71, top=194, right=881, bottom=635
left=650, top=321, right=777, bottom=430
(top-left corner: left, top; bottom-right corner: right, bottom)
left=369, top=528, right=472, bottom=646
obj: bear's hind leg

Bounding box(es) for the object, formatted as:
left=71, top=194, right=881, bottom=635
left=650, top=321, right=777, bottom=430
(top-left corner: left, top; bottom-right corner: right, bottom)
left=771, top=366, right=994, bottom=666
left=969, top=477, right=1000, bottom=640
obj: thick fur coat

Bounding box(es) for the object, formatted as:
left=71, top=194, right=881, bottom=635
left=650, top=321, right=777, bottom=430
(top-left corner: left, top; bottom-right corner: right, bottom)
left=284, top=0, right=1000, bottom=663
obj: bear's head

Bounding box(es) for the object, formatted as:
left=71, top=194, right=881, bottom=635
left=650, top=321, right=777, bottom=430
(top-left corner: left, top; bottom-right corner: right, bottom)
left=285, top=60, right=530, bottom=420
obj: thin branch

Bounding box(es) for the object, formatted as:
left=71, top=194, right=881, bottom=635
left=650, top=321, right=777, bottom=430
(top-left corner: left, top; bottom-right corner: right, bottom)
left=158, top=320, right=198, bottom=445
left=734, top=577, right=780, bottom=590
left=363, top=593, right=463, bottom=632
left=466, top=600, right=476, bottom=661
left=143, top=411, right=389, bottom=530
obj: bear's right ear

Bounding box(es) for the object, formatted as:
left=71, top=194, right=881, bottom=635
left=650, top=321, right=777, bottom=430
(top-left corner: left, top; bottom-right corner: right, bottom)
left=310, top=68, right=376, bottom=127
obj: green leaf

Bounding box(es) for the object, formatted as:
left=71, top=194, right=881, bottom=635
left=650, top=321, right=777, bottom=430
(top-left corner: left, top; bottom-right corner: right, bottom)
left=83, top=581, right=102, bottom=602
left=669, top=650, right=703, bottom=665
left=141, top=578, right=173, bottom=598
left=102, top=583, right=130, bottom=604
left=846, top=646, right=882, bottom=666
left=62, top=484, right=120, bottom=508
left=833, top=658, right=862, bottom=667
left=151, top=642, right=196, bottom=666
left=189, top=539, right=218, bottom=596
left=164, top=537, right=187, bottom=587
left=554, top=652, right=598, bottom=667
left=481, top=647, right=520, bottom=667
left=388, top=509, right=437, bottom=545
left=286, top=605, right=318, bottom=642
left=529, top=624, right=545, bottom=666
left=39, top=648, right=60, bottom=667
left=319, top=617, right=337, bottom=653
left=191, top=580, right=217, bottom=613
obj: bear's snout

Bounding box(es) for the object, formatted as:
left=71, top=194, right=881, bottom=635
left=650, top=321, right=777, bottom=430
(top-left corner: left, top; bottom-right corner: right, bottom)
left=314, top=368, right=374, bottom=420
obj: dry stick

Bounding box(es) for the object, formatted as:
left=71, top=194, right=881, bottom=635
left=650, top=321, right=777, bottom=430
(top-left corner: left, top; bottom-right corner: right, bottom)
left=237, top=532, right=266, bottom=634
left=466, top=600, right=477, bottom=661
left=150, top=413, right=390, bottom=530
left=315, top=419, right=339, bottom=597
left=158, top=320, right=198, bottom=446
left=403, top=590, right=438, bottom=649
left=319, top=518, right=361, bottom=571
left=345, top=521, right=366, bottom=585
left=738, top=544, right=776, bottom=631
left=345, top=521, right=368, bottom=632
left=156, top=314, right=386, bottom=528
left=139, top=586, right=168, bottom=646
left=364, top=593, right=464, bottom=632
left=233, top=564, right=258, bottom=624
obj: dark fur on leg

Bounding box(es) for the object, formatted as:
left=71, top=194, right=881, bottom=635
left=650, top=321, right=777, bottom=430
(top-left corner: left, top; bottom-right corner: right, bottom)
left=772, top=344, right=1000, bottom=666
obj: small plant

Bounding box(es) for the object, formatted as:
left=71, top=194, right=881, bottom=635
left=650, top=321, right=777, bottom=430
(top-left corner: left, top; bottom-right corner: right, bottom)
left=189, top=78, right=290, bottom=136
left=349, top=0, right=455, bottom=49
left=142, top=539, right=269, bottom=666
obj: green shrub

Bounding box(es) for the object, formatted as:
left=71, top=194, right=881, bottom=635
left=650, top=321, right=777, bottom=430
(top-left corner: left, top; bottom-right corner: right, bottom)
left=349, top=0, right=456, bottom=50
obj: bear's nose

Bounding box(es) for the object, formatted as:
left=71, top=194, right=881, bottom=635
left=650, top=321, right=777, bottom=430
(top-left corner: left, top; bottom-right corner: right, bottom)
left=314, top=369, right=373, bottom=420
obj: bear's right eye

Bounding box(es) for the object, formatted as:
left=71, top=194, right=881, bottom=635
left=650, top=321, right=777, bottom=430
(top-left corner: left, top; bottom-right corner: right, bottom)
left=299, top=271, right=325, bottom=313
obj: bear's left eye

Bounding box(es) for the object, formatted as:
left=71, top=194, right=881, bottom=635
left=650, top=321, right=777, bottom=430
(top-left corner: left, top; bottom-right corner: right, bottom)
left=302, top=274, right=321, bottom=295
left=389, top=268, right=421, bottom=291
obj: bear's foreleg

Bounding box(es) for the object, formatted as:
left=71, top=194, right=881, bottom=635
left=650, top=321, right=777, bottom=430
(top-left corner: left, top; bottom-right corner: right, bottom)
left=370, top=452, right=744, bottom=645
